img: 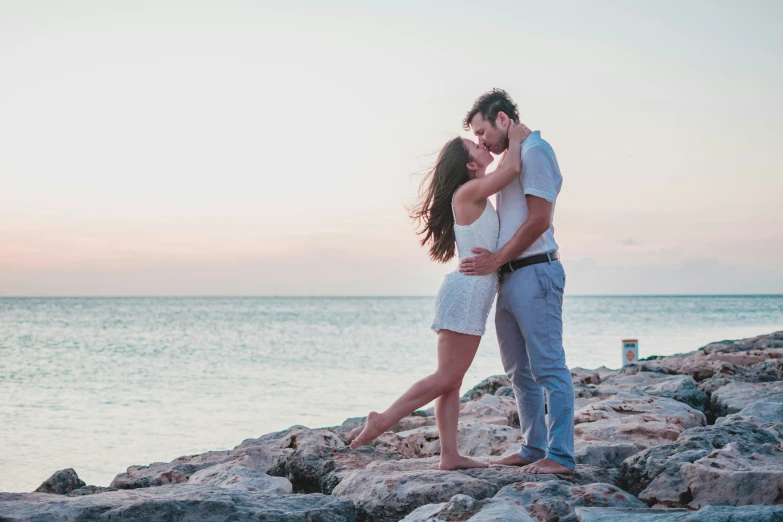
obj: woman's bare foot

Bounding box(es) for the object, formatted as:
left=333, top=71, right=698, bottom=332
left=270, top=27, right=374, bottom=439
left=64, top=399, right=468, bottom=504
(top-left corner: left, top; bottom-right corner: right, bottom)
left=438, top=455, right=489, bottom=470
left=488, top=453, right=531, bottom=467
left=348, top=412, right=385, bottom=449
left=519, top=458, right=574, bottom=475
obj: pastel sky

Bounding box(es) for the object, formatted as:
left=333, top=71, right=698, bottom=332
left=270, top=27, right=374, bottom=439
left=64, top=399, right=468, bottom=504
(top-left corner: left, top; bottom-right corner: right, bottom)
left=1, top=0, right=781, bottom=296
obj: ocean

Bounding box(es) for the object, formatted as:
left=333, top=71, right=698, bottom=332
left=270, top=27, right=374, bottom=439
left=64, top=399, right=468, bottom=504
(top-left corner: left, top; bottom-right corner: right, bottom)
left=1, top=295, right=782, bottom=492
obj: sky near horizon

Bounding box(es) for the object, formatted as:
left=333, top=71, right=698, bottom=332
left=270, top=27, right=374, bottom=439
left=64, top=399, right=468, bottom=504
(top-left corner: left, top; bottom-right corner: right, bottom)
left=1, top=0, right=782, bottom=296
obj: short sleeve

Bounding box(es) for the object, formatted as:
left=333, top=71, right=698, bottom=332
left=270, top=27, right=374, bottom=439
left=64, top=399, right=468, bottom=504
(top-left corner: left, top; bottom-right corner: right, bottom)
left=521, top=145, right=561, bottom=203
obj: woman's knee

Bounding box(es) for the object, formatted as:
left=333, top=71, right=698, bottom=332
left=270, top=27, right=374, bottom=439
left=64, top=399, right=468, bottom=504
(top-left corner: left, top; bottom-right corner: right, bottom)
left=433, top=371, right=463, bottom=392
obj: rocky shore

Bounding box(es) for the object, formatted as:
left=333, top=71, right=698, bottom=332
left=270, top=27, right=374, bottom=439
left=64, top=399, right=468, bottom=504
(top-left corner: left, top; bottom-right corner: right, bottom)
left=2, top=331, right=783, bottom=521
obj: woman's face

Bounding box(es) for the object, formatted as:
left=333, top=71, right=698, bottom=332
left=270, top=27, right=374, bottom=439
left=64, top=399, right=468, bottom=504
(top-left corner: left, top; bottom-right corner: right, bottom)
left=462, top=138, right=493, bottom=171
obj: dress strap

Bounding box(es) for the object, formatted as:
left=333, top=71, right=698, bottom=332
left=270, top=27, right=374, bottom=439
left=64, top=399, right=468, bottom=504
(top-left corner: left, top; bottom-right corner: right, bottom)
left=450, top=193, right=457, bottom=222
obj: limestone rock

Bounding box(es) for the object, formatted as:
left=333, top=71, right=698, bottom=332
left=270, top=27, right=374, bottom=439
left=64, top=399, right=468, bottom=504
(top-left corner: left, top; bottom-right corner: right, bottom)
left=34, top=468, right=86, bottom=495
left=571, top=367, right=602, bottom=385
left=339, top=411, right=438, bottom=437
left=332, top=466, right=499, bottom=522
left=389, top=415, right=439, bottom=433
left=364, top=456, right=445, bottom=472
left=598, top=373, right=709, bottom=413
left=595, top=366, right=618, bottom=382
left=461, top=375, right=512, bottom=402
left=110, top=449, right=236, bottom=489
left=574, top=392, right=706, bottom=449
left=275, top=443, right=409, bottom=494
left=401, top=492, right=534, bottom=522
left=110, top=425, right=338, bottom=490
left=697, top=359, right=783, bottom=402
left=697, top=372, right=740, bottom=397
left=715, top=401, right=783, bottom=438
left=575, top=505, right=783, bottom=521
left=188, top=460, right=293, bottom=494
left=615, top=331, right=783, bottom=383
left=333, top=461, right=619, bottom=522
left=702, top=331, right=783, bottom=355
left=574, top=440, right=641, bottom=468
left=744, top=358, right=783, bottom=382
left=377, top=422, right=524, bottom=459
left=467, top=502, right=538, bottom=521
left=458, top=394, right=520, bottom=428
left=578, top=507, right=688, bottom=521
left=620, top=421, right=782, bottom=508
left=332, top=416, right=370, bottom=438
left=574, top=396, right=603, bottom=410
left=574, top=382, right=600, bottom=399
left=645, top=440, right=783, bottom=508
left=706, top=351, right=768, bottom=366
left=491, top=480, right=646, bottom=521
left=460, top=463, right=621, bottom=491
left=67, top=485, right=117, bottom=496
left=401, top=493, right=480, bottom=522
left=711, top=380, right=783, bottom=418
left=235, top=425, right=345, bottom=453
left=0, top=484, right=357, bottom=521
left=495, top=385, right=515, bottom=398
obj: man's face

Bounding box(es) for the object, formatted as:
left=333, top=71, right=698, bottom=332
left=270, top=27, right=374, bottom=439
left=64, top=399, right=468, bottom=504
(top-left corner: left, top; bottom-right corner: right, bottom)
left=461, top=138, right=494, bottom=171
left=469, top=113, right=508, bottom=154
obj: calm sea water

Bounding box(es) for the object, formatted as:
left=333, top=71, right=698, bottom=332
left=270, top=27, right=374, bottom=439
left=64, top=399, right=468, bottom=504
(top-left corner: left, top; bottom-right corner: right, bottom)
left=1, top=296, right=782, bottom=492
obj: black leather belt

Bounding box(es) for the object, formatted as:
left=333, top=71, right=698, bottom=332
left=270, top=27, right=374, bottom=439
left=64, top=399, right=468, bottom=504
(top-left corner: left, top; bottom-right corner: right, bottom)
left=498, top=251, right=559, bottom=277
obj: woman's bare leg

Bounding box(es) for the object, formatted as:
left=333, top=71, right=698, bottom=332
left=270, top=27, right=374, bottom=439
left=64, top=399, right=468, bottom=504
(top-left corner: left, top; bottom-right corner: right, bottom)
left=434, top=384, right=486, bottom=469
left=435, top=387, right=461, bottom=458
left=349, top=330, right=485, bottom=458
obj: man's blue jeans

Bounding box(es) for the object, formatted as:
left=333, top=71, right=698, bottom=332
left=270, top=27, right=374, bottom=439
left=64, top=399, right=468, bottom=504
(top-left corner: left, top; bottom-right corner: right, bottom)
left=495, top=259, right=575, bottom=469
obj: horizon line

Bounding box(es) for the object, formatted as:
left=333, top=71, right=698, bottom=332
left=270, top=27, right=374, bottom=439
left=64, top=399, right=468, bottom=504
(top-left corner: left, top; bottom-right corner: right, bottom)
left=2, top=294, right=783, bottom=299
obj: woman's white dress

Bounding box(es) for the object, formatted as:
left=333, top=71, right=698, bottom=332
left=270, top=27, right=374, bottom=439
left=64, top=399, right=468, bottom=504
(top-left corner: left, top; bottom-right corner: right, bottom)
left=431, top=197, right=499, bottom=336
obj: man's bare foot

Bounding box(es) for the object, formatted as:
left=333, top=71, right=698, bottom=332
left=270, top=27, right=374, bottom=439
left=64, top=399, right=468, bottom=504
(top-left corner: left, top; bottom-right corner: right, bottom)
left=348, top=412, right=385, bottom=449
left=438, top=455, right=489, bottom=470
left=488, top=453, right=531, bottom=467
left=519, top=458, right=574, bottom=475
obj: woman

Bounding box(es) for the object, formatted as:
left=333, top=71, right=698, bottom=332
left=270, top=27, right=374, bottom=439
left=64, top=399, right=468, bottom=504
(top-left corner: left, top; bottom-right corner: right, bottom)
left=348, top=123, right=531, bottom=470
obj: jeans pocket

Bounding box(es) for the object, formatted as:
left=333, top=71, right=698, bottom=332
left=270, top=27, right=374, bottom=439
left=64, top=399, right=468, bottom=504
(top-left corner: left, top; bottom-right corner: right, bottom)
left=534, top=265, right=549, bottom=295
left=553, top=263, right=565, bottom=294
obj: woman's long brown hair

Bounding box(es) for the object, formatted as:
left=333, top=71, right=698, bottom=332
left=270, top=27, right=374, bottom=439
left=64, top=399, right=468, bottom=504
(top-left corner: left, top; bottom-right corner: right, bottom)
left=409, top=137, right=471, bottom=263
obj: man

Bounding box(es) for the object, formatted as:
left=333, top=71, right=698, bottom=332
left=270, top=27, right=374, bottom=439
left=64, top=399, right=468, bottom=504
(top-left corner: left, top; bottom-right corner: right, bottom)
left=460, top=89, right=574, bottom=474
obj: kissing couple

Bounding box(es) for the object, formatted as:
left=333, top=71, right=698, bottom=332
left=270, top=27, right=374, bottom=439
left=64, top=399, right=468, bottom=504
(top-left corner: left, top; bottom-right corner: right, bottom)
left=348, top=89, right=575, bottom=474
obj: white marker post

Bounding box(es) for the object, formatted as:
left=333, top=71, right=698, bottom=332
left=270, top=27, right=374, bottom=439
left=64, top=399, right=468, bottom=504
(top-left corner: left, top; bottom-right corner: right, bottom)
left=622, top=339, right=639, bottom=366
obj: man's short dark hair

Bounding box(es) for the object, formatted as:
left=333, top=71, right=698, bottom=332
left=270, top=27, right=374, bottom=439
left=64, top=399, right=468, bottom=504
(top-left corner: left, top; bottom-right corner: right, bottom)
left=463, top=89, right=520, bottom=131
